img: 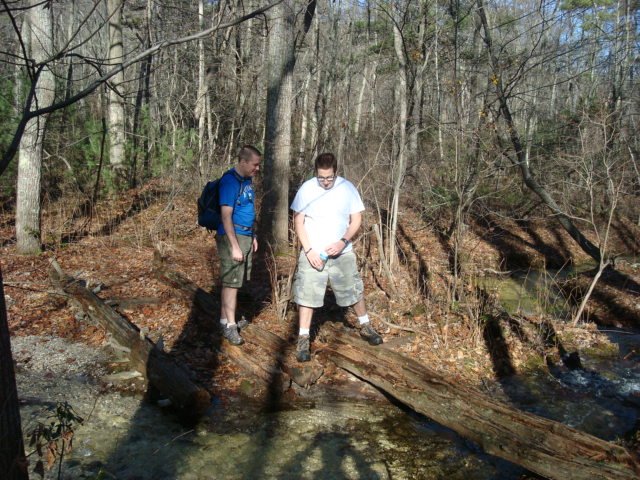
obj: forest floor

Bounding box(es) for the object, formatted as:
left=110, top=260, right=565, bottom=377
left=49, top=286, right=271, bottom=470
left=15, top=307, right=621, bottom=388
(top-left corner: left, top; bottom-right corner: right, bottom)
left=2, top=180, right=640, bottom=448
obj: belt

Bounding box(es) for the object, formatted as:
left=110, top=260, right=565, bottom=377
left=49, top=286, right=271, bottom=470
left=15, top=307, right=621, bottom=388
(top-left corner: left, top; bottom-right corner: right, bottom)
left=234, top=224, right=252, bottom=232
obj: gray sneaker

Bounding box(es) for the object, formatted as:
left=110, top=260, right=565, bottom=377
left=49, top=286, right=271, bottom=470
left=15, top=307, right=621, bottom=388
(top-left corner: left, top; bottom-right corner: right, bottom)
left=223, top=324, right=244, bottom=346
left=295, top=335, right=311, bottom=363
left=360, top=323, right=383, bottom=345
left=237, top=316, right=249, bottom=330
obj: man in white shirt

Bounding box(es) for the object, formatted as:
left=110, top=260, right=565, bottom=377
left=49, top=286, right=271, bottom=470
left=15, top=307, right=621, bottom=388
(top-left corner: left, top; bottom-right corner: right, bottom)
left=290, top=153, right=383, bottom=362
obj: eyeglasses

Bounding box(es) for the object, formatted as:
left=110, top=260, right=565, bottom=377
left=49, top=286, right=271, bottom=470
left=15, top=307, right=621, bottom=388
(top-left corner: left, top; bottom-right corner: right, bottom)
left=317, top=176, right=335, bottom=183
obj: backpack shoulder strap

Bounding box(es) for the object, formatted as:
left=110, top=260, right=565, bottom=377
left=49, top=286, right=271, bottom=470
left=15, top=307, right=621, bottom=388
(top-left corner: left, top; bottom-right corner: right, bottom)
left=222, top=169, right=245, bottom=210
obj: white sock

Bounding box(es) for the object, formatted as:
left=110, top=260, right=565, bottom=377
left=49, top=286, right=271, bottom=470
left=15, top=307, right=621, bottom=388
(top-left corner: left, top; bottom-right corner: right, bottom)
left=299, top=328, right=310, bottom=336
left=220, top=318, right=228, bottom=326
left=358, top=314, right=370, bottom=325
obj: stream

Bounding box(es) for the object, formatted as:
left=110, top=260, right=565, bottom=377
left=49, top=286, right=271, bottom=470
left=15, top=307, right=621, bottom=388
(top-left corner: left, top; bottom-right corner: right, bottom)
left=15, top=265, right=640, bottom=479
left=477, top=264, right=640, bottom=441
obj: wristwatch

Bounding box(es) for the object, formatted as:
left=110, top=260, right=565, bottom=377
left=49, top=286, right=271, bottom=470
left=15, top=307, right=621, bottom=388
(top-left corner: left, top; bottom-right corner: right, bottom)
left=340, top=237, right=350, bottom=246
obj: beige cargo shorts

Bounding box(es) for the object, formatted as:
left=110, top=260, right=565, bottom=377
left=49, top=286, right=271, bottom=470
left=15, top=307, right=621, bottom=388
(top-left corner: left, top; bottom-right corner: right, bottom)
left=216, top=234, right=253, bottom=288
left=293, top=250, right=364, bottom=308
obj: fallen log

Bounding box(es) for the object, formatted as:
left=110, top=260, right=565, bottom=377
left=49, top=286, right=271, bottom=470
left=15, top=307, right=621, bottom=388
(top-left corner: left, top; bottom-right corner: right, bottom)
left=153, top=259, right=323, bottom=387
left=319, top=322, right=639, bottom=480
left=151, top=258, right=639, bottom=478
left=49, top=261, right=210, bottom=420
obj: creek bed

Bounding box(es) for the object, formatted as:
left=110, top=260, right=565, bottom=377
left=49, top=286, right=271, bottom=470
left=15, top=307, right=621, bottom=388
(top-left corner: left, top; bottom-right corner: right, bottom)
left=14, top=322, right=639, bottom=479
left=14, top=335, right=529, bottom=480
left=17, top=370, right=527, bottom=480
left=477, top=267, right=640, bottom=441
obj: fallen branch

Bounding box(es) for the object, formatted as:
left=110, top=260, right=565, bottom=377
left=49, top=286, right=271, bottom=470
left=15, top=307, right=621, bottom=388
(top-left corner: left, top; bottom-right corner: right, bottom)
left=368, top=311, right=432, bottom=335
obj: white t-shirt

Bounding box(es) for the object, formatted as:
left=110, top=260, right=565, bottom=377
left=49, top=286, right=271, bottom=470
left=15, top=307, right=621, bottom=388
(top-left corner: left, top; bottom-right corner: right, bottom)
left=290, top=176, right=365, bottom=254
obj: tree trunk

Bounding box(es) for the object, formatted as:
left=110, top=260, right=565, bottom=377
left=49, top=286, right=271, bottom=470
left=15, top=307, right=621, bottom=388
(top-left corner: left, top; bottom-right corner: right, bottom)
left=407, top=5, right=430, bottom=172
left=16, top=0, right=55, bottom=255
left=476, top=0, right=602, bottom=262
left=130, top=23, right=152, bottom=189
left=388, top=15, right=408, bottom=267
left=0, top=268, right=29, bottom=480
left=297, top=69, right=311, bottom=163
left=107, top=0, right=126, bottom=179
left=263, top=0, right=316, bottom=252
left=196, top=0, right=207, bottom=173
left=353, top=62, right=372, bottom=136
left=320, top=323, right=639, bottom=480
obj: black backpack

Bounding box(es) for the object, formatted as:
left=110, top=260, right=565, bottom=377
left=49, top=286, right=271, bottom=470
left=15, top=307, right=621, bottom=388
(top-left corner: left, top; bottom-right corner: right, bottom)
left=197, top=171, right=243, bottom=231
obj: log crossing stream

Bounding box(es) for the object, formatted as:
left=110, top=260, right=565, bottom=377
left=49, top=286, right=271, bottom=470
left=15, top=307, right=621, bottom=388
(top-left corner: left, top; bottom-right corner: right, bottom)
left=17, top=264, right=639, bottom=479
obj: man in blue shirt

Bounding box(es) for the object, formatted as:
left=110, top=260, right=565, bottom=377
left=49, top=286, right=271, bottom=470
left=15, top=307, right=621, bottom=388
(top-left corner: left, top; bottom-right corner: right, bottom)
left=216, top=145, right=261, bottom=345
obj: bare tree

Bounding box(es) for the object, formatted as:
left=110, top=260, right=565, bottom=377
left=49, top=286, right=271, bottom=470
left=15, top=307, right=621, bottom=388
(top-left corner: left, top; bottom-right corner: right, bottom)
left=15, top=0, right=55, bottom=254
left=476, top=0, right=602, bottom=262
left=106, top=0, right=126, bottom=180
left=263, top=0, right=315, bottom=252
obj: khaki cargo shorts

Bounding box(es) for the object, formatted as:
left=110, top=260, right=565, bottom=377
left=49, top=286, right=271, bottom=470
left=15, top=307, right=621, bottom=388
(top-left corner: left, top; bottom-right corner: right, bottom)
left=293, top=250, right=364, bottom=308
left=216, top=234, right=253, bottom=288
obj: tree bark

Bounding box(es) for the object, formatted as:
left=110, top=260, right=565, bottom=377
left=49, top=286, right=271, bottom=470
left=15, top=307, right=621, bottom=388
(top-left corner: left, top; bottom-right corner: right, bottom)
left=0, top=267, right=29, bottom=480
left=196, top=0, right=208, bottom=173
left=388, top=13, right=408, bottom=267
left=16, top=0, right=55, bottom=255
left=107, top=0, right=126, bottom=179
left=320, top=323, right=639, bottom=480
left=263, top=0, right=316, bottom=252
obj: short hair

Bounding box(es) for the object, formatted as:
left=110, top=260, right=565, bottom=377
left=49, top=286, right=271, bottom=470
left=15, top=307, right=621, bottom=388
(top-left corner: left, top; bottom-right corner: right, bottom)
left=238, top=145, right=262, bottom=162
left=314, top=152, right=337, bottom=173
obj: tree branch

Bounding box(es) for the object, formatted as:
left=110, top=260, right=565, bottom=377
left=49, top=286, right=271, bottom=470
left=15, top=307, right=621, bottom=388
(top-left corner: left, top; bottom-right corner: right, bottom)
left=0, top=0, right=282, bottom=177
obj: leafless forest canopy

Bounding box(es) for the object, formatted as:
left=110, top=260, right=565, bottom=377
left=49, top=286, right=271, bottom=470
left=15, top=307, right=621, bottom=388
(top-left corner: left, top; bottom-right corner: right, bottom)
left=0, top=0, right=638, bottom=255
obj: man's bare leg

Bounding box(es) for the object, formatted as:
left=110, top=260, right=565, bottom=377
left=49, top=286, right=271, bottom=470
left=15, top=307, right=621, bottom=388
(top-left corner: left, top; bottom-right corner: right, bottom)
left=296, top=306, right=314, bottom=362
left=298, top=305, right=314, bottom=331
left=221, top=286, right=243, bottom=345
left=353, top=298, right=366, bottom=317
left=352, top=298, right=383, bottom=345
left=221, top=286, right=238, bottom=325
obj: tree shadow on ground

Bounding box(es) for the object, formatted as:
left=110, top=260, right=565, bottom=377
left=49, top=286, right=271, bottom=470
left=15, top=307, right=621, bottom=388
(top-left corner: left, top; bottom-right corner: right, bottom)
left=51, top=188, right=170, bottom=248
left=470, top=216, right=573, bottom=269
left=243, top=287, right=359, bottom=479
left=514, top=219, right=573, bottom=266
left=611, top=213, right=640, bottom=255
left=561, top=265, right=640, bottom=328
left=271, top=431, right=382, bottom=480
left=396, top=222, right=430, bottom=298
left=97, top=242, right=277, bottom=479
left=98, top=289, right=222, bottom=478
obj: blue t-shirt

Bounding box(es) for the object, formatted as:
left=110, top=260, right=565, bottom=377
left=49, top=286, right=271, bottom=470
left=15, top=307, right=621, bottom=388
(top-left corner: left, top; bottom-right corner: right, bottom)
left=216, top=168, right=255, bottom=236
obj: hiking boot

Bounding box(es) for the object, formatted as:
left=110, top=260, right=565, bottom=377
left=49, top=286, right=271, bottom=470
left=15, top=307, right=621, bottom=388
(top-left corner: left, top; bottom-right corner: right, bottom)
left=360, top=323, right=383, bottom=345
left=237, top=316, right=249, bottom=330
left=295, top=335, right=311, bottom=363
left=223, top=324, right=244, bottom=346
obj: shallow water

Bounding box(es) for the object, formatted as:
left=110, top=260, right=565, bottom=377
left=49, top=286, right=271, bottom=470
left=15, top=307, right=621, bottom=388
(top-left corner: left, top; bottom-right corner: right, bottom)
left=18, top=372, right=525, bottom=480
left=18, top=339, right=639, bottom=480
left=16, top=262, right=640, bottom=479
left=478, top=267, right=640, bottom=442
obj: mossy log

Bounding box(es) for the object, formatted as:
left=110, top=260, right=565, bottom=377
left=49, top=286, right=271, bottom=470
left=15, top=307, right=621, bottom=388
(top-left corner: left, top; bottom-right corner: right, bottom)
left=49, top=261, right=210, bottom=419
left=319, top=322, right=639, bottom=480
